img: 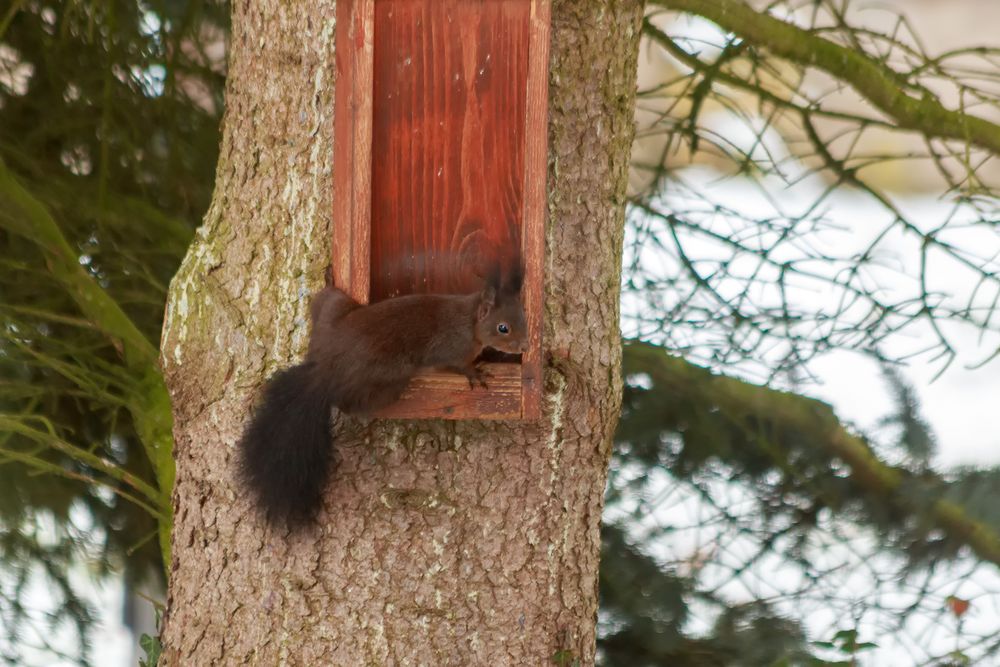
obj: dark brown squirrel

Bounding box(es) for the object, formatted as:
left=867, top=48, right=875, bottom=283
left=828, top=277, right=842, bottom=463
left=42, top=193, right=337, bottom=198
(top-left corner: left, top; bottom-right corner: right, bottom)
left=237, top=265, right=526, bottom=528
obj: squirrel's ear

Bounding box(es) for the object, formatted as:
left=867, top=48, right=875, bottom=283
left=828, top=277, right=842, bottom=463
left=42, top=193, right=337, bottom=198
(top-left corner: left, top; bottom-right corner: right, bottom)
left=477, top=261, right=502, bottom=319
left=477, top=283, right=497, bottom=320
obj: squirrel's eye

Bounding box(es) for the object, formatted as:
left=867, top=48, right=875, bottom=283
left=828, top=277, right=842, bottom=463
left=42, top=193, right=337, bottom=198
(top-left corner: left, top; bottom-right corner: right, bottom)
left=497, top=323, right=510, bottom=334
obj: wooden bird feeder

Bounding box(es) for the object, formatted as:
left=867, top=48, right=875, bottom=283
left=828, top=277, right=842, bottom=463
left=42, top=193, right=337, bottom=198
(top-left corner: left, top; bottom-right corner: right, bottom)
left=332, top=0, right=550, bottom=420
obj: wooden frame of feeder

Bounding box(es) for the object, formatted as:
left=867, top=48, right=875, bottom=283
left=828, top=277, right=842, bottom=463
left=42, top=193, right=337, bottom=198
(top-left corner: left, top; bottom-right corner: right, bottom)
left=332, top=0, right=550, bottom=420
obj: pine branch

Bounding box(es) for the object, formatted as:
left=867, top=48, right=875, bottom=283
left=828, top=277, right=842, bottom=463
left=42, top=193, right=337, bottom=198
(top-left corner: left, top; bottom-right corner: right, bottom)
left=651, top=0, right=1000, bottom=154
left=0, top=158, right=175, bottom=567
left=623, top=340, right=1000, bottom=568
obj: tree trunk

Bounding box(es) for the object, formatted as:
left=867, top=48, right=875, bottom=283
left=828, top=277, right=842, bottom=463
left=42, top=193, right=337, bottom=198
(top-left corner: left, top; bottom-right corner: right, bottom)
left=159, top=0, right=641, bottom=664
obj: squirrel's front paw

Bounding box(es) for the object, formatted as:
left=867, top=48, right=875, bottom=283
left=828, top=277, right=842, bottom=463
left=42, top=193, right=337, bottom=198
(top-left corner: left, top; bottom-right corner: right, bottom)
left=465, top=364, right=491, bottom=390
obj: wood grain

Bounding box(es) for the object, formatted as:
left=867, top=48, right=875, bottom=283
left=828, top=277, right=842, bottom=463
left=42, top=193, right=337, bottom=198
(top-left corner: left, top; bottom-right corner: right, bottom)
left=370, top=0, right=529, bottom=298
left=333, top=0, right=374, bottom=302
left=372, top=363, right=522, bottom=419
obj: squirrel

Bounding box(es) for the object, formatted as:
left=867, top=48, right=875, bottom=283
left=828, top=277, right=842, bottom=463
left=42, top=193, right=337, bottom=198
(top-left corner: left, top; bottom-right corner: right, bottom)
left=237, top=265, right=526, bottom=528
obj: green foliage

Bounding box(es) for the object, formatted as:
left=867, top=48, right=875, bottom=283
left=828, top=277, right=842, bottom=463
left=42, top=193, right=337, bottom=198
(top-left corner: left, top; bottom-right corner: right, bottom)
left=876, top=366, right=936, bottom=464
left=598, top=524, right=690, bottom=660
left=616, top=341, right=1000, bottom=564
left=551, top=649, right=581, bottom=667
left=600, top=523, right=813, bottom=666
left=0, top=1, right=225, bottom=664
left=600, top=342, right=1000, bottom=665
left=139, top=633, right=162, bottom=667
left=812, top=628, right=878, bottom=660
left=138, top=602, right=164, bottom=667
left=942, top=468, right=1000, bottom=528
left=0, top=523, right=98, bottom=667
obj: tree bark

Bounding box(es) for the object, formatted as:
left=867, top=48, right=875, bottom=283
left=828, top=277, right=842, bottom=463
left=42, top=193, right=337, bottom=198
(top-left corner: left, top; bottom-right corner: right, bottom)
left=159, top=0, right=641, bottom=664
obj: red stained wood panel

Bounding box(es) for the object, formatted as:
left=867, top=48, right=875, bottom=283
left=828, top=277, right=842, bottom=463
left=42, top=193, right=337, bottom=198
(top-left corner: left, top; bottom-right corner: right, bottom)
left=370, top=0, right=529, bottom=298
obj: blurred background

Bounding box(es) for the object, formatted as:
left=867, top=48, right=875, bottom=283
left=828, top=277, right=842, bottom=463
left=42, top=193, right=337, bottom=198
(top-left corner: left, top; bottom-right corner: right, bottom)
left=3, top=0, right=1000, bottom=665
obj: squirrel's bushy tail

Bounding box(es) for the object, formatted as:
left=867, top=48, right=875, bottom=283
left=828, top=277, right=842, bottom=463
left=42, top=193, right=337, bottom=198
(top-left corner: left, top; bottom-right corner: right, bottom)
left=237, top=363, right=334, bottom=528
